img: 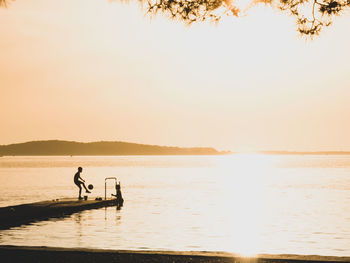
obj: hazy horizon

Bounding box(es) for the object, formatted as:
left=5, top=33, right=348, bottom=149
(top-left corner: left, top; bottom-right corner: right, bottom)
left=1, top=0, right=349, bottom=152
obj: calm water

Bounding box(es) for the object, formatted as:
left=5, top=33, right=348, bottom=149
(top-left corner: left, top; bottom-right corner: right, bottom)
left=0, top=155, right=350, bottom=256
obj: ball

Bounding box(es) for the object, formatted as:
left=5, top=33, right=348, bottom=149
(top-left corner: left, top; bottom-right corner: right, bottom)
left=88, top=184, right=94, bottom=190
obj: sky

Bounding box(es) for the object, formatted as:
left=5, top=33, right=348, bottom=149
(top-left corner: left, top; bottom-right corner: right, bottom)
left=0, top=0, right=349, bottom=151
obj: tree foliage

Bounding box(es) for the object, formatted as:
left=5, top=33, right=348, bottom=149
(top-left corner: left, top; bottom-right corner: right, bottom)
left=0, top=0, right=9, bottom=8
left=279, top=0, right=350, bottom=35
left=1, top=0, right=349, bottom=36
left=145, top=0, right=349, bottom=35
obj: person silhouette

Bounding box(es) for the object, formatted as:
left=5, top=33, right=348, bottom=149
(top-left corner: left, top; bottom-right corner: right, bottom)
left=74, top=167, right=90, bottom=200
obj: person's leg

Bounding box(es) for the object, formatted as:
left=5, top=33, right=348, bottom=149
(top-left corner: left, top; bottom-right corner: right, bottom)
left=78, top=185, right=82, bottom=199
left=82, top=183, right=91, bottom=193
left=75, top=181, right=83, bottom=199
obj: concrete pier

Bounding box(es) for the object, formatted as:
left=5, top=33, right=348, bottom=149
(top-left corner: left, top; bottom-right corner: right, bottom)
left=0, top=198, right=119, bottom=229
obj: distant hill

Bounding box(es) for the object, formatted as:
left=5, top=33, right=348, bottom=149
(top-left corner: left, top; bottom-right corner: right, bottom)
left=0, top=140, right=223, bottom=156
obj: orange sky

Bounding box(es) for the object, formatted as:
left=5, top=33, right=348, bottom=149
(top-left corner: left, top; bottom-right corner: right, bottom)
left=0, top=0, right=349, bottom=151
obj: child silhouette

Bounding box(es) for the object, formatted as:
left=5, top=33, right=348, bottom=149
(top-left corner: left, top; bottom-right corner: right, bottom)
left=74, top=167, right=90, bottom=200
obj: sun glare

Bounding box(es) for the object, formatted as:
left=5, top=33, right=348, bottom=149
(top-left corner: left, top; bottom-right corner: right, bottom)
left=217, top=154, right=274, bottom=256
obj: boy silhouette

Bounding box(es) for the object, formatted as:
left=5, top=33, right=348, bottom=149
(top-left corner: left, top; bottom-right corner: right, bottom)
left=74, top=167, right=90, bottom=200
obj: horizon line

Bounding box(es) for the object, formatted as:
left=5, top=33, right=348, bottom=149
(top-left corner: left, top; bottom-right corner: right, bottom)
left=2, top=140, right=350, bottom=154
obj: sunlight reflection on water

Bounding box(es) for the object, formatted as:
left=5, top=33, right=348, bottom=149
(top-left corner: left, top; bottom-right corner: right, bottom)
left=0, top=155, right=350, bottom=256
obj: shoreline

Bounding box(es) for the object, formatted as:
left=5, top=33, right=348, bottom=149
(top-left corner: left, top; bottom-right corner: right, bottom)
left=0, top=246, right=350, bottom=263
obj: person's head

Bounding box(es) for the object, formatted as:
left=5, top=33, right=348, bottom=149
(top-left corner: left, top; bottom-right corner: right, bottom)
left=78, top=167, right=83, bottom=172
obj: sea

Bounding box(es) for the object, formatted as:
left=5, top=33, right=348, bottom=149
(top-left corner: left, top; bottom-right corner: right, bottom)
left=0, top=154, right=349, bottom=256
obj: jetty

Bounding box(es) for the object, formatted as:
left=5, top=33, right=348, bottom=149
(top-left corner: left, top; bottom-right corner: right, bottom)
left=0, top=176, right=124, bottom=230
left=0, top=198, right=120, bottom=230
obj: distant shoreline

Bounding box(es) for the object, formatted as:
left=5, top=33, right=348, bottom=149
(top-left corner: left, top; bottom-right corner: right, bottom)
left=0, top=140, right=229, bottom=156
left=2, top=152, right=350, bottom=157
left=258, top=151, right=350, bottom=155
left=1, top=140, right=350, bottom=156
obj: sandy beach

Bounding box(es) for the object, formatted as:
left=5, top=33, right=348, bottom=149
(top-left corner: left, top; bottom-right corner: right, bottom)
left=1, top=246, right=350, bottom=263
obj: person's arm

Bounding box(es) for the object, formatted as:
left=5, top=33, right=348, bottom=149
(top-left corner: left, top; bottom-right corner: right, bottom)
left=78, top=175, right=85, bottom=183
